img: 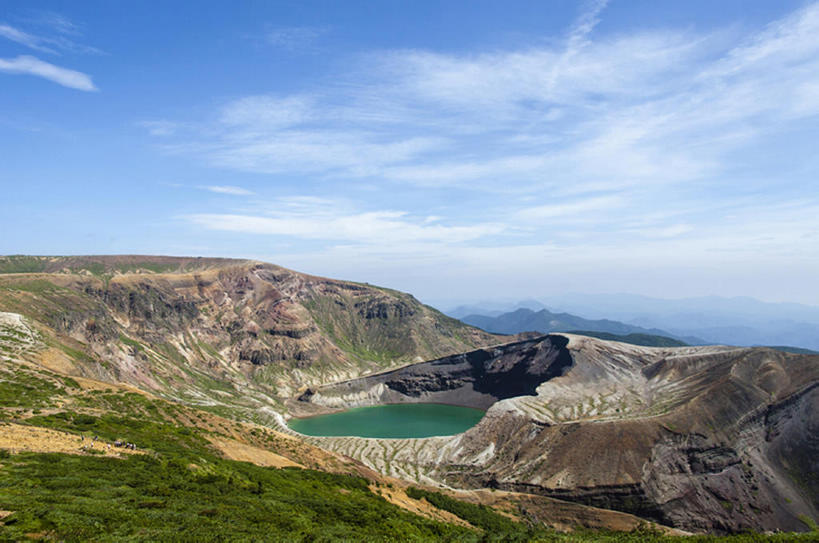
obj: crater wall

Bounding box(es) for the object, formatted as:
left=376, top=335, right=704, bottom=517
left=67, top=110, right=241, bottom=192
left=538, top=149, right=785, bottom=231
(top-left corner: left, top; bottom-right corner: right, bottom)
left=295, top=335, right=572, bottom=411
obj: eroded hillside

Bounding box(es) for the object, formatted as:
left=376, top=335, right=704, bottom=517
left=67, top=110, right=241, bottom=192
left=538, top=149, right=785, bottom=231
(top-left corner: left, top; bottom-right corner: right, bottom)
left=0, top=255, right=502, bottom=417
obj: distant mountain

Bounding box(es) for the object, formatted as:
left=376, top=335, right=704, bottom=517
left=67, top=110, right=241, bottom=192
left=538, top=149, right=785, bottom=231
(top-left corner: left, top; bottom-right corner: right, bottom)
left=543, top=293, right=819, bottom=325
left=567, top=331, right=688, bottom=347
left=460, top=307, right=702, bottom=343
left=447, top=299, right=546, bottom=320
left=762, top=345, right=819, bottom=355
left=541, top=293, right=819, bottom=351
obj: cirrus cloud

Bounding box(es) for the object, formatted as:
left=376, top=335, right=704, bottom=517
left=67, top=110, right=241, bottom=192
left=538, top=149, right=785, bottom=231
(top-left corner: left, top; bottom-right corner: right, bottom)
left=0, top=55, right=96, bottom=91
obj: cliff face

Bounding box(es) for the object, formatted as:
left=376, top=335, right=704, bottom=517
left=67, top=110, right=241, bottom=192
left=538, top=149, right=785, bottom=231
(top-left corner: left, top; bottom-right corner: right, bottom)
left=294, top=334, right=819, bottom=534
left=296, top=335, right=572, bottom=411
left=0, top=256, right=502, bottom=408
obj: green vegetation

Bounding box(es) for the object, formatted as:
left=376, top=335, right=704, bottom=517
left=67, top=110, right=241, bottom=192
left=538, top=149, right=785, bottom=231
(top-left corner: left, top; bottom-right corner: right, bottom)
left=0, top=255, right=48, bottom=274
left=2, top=278, right=65, bottom=294
left=0, top=411, right=471, bottom=542
left=119, top=334, right=144, bottom=352
left=0, top=374, right=815, bottom=541
left=567, top=331, right=688, bottom=347
left=0, top=452, right=467, bottom=542
left=0, top=365, right=71, bottom=408
left=407, top=487, right=528, bottom=537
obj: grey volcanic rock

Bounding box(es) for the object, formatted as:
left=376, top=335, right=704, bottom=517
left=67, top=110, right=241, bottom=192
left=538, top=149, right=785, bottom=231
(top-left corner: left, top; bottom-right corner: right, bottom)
left=297, top=335, right=572, bottom=410
left=295, top=334, right=819, bottom=534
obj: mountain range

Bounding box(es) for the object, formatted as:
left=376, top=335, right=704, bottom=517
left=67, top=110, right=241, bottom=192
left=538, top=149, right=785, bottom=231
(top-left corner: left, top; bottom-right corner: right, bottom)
left=457, top=307, right=704, bottom=344
left=447, top=295, right=819, bottom=351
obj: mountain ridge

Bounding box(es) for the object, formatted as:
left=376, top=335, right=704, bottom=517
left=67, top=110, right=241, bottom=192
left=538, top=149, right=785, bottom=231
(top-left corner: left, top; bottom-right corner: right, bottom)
left=0, top=255, right=506, bottom=413
left=460, top=307, right=703, bottom=344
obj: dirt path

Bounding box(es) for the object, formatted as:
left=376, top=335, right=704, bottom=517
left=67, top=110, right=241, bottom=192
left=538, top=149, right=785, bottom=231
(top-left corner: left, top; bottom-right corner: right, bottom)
left=0, top=423, right=143, bottom=457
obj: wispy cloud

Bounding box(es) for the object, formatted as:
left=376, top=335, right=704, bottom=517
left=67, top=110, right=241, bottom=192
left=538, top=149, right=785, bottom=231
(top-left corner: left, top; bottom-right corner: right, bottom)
left=138, top=120, right=178, bottom=136
left=160, top=1, right=819, bottom=299
left=184, top=197, right=505, bottom=245
left=26, top=11, right=82, bottom=36
left=517, top=195, right=624, bottom=221
left=198, top=185, right=255, bottom=196
left=0, top=55, right=96, bottom=91
left=266, top=26, right=325, bottom=52
left=0, top=23, right=56, bottom=53
left=161, top=3, right=819, bottom=195
left=0, top=17, right=102, bottom=56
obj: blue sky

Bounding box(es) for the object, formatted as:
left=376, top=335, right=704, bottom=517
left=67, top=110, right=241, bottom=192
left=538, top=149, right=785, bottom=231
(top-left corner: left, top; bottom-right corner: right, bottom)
left=1, top=1, right=818, bottom=306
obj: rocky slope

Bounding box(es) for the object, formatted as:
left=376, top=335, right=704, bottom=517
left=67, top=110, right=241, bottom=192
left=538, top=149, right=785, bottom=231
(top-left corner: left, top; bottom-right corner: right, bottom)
left=293, top=333, right=819, bottom=534
left=0, top=255, right=502, bottom=413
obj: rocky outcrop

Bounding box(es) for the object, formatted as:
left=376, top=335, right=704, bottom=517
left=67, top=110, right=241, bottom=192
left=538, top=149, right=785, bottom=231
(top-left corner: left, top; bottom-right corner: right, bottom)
left=296, top=335, right=572, bottom=411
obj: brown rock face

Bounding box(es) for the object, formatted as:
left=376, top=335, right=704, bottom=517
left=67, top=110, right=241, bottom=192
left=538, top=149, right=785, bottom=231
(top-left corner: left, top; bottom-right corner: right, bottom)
left=297, top=335, right=573, bottom=410
left=0, top=256, right=503, bottom=404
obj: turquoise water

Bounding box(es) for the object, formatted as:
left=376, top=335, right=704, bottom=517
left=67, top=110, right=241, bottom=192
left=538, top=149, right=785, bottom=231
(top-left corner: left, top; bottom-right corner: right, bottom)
left=288, top=403, right=486, bottom=438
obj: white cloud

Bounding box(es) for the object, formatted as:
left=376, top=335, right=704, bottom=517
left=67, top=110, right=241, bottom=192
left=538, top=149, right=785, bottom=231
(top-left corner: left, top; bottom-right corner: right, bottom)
left=138, top=120, right=178, bottom=136
left=219, top=95, right=314, bottom=129
left=162, top=2, right=819, bottom=305
left=198, top=185, right=255, bottom=196
left=161, top=3, right=819, bottom=196
left=184, top=197, right=506, bottom=245
left=0, top=55, right=96, bottom=91
left=264, top=199, right=819, bottom=303
left=517, top=195, right=625, bottom=221
left=0, top=23, right=56, bottom=53
left=0, top=18, right=102, bottom=56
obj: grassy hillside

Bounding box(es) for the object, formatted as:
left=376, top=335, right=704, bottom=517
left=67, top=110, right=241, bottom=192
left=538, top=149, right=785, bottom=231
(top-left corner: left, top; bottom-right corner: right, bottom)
left=1, top=381, right=814, bottom=541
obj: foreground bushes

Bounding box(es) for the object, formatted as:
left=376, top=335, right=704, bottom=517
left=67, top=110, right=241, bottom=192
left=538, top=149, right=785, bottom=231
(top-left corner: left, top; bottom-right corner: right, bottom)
left=1, top=413, right=815, bottom=542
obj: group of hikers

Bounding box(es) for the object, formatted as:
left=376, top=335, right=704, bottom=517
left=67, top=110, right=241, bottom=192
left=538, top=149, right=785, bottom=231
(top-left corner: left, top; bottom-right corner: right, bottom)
left=79, top=434, right=137, bottom=451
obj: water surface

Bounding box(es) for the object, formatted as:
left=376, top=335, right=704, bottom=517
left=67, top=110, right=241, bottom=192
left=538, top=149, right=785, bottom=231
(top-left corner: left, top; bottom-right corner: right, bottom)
left=288, top=403, right=485, bottom=438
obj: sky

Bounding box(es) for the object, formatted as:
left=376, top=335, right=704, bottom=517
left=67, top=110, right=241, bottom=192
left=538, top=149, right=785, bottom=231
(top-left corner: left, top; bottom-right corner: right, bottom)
left=1, top=0, right=818, bottom=307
